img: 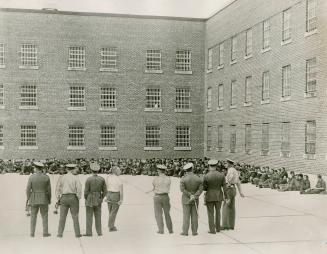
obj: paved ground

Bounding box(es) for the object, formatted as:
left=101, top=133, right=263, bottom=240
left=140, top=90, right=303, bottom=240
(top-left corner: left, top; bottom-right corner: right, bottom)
left=0, top=174, right=326, bottom=254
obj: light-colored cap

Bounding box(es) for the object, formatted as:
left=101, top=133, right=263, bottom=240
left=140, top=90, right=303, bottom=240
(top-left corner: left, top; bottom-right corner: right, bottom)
left=33, top=161, right=44, bottom=168
left=183, top=162, right=194, bottom=171
left=226, top=158, right=235, bottom=164
left=66, top=164, right=77, bottom=169
left=90, top=162, right=100, bottom=172
left=208, top=159, right=218, bottom=166
left=156, top=164, right=167, bottom=171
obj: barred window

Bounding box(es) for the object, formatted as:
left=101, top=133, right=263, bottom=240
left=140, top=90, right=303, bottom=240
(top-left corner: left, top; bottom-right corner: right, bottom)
left=281, top=122, right=291, bottom=156
left=218, top=83, right=223, bottom=108
left=176, top=88, right=190, bottom=109
left=100, top=47, right=117, bottom=70
left=146, top=50, right=161, bottom=71
left=230, top=125, right=236, bottom=153
left=262, top=71, right=270, bottom=101
left=306, top=0, right=317, bottom=32
left=145, top=125, right=160, bottom=147
left=21, top=125, right=37, bottom=146
left=69, top=126, right=84, bottom=147
left=262, top=19, right=270, bottom=49
left=0, top=125, right=3, bottom=146
left=207, top=48, right=213, bottom=70
left=176, top=126, right=190, bottom=147
left=68, top=46, right=85, bottom=70
left=69, top=86, right=85, bottom=107
left=231, top=80, right=236, bottom=106
left=231, top=36, right=237, bottom=62
left=0, top=84, right=3, bottom=106
left=175, top=50, right=191, bottom=72
left=0, top=43, right=4, bottom=66
left=100, top=125, right=116, bottom=147
left=305, top=120, right=316, bottom=155
left=261, top=123, right=269, bottom=155
left=218, top=43, right=224, bottom=66
left=282, top=9, right=291, bottom=42
left=20, top=44, right=38, bottom=68
left=306, top=58, right=317, bottom=95
left=101, top=87, right=116, bottom=109
left=146, top=88, right=161, bottom=109
left=20, top=85, right=37, bottom=107
left=245, top=76, right=252, bottom=103
left=207, top=125, right=212, bottom=151
left=207, top=87, right=212, bottom=110
left=245, top=124, right=252, bottom=154
left=218, top=125, right=223, bottom=151
left=282, top=65, right=291, bottom=97
left=245, top=29, right=252, bottom=56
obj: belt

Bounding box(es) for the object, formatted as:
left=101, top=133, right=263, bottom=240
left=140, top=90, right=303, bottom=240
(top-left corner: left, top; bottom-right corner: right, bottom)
left=154, top=193, right=168, bottom=195
left=108, top=191, right=120, bottom=194
left=227, top=184, right=235, bottom=187
left=62, top=193, right=77, bottom=196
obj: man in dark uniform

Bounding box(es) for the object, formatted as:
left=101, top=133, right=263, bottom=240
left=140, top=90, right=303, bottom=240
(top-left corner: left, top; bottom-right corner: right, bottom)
left=83, top=162, right=107, bottom=236
left=180, top=163, right=203, bottom=236
left=203, top=159, right=227, bottom=234
left=26, top=161, right=51, bottom=237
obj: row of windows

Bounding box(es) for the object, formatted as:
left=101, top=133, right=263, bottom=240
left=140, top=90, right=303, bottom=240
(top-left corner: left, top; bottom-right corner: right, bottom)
left=0, top=125, right=191, bottom=149
left=0, top=44, right=192, bottom=73
left=0, top=86, right=192, bottom=111
left=206, top=58, right=317, bottom=110
left=207, top=0, right=317, bottom=70
left=206, top=120, right=316, bottom=159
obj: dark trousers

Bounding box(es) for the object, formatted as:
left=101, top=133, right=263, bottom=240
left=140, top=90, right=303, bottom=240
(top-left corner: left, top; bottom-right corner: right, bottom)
left=30, top=204, right=49, bottom=236
left=222, top=186, right=236, bottom=229
left=182, top=202, right=198, bottom=235
left=85, top=205, right=102, bottom=235
left=206, top=201, right=222, bottom=232
left=57, top=194, right=81, bottom=237
left=153, top=194, right=173, bottom=233
left=107, top=192, right=120, bottom=229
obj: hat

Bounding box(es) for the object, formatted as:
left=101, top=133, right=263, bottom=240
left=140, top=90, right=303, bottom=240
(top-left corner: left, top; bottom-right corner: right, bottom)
left=226, top=158, right=235, bottom=164
left=33, top=161, right=44, bottom=168
left=208, top=159, right=218, bottom=166
left=66, top=164, right=77, bottom=169
left=90, top=162, right=100, bottom=172
left=156, top=164, right=167, bottom=171
left=183, top=163, right=194, bottom=171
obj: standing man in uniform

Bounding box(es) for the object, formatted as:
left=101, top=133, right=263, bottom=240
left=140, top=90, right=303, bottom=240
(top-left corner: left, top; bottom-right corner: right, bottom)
left=180, top=163, right=203, bottom=236
left=83, top=162, right=107, bottom=236
left=147, top=164, right=173, bottom=234
left=26, top=162, right=51, bottom=237
left=203, top=159, right=227, bottom=234
left=55, top=164, right=82, bottom=238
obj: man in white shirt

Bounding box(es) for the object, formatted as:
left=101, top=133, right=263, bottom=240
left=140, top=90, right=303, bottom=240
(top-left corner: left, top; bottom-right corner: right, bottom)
left=106, top=166, right=123, bottom=232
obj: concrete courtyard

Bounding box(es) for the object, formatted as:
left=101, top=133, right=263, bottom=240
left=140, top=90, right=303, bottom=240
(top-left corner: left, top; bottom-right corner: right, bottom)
left=0, top=174, right=326, bottom=254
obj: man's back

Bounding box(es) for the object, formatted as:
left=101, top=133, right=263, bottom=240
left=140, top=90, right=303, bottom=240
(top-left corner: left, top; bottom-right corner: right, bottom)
left=26, top=173, right=51, bottom=205
left=203, top=171, right=226, bottom=202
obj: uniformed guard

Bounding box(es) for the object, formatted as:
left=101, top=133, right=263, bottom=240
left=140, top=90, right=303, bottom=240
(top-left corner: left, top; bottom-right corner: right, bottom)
left=26, top=161, right=51, bottom=237
left=83, top=162, right=107, bottom=236
left=203, top=159, right=227, bottom=234
left=180, top=163, right=203, bottom=236
left=55, top=164, right=82, bottom=238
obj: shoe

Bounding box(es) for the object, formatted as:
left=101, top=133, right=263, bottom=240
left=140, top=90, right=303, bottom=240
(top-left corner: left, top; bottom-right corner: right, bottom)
left=83, top=234, right=92, bottom=237
left=157, top=231, right=164, bottom=234
left=57, top=235, right=63, bottom=238
left=220, top=227, right=226, bottom=230
left=43, top=233, right=51, bottom=237
left=192, top=233, right=198, bottom=236
left=208, top=231, right=216, bottom=234
left=180, top=232, right=188, bottom=236
left=169, top=231, right=174, bottom=234
left=109, top=227, right=117, bottom=232
left=30, top=234, right=35, bottom=238
left=76, top=235, right=82, bottom=238
left=98, top=233, right=102, bottom=236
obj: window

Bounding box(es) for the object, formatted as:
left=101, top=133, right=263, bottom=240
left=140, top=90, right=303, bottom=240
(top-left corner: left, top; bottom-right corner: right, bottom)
left=176, top=88, right=191, bottom=110
left=145, top=125, right=160, bottom=147
left=100, top=87, right=116, bottom=109
left=0, top=84, right=3, bottom=106
left=100, top=125, right=116, bottom=147
left=230, top=80, right=236, bottom=107
left=306, top=0, right=317, bottom=32
left=245, top=29, right=252, bottom=57
left=262, top=19, right=271, bottom=50
left=218, top=83, right=223, bottom=108
left=68, top=46, right=85, bottom=70
left=207, top=125, right=212, bottom=151
left=146, top=88, right=161, bottom=110
left=0, top=125, right=3, bottom=146
left=218, top=125, right=223, bottom=151
left=282, top=65, right=291, bottom=98
left=146, top=49, right=162, bottom=72
left=0, top=43, right=4, bottom=67
left=306, top=57, right=317, bottom=96
left=305, top=120, right=316, bottom=155
left=245, top=124, right=252, bottom=154
left=244, top=76, right=252, bottom=104
left=20, top=125, right=37, bottom=147
left=20, top=85, right=37, bottom=107
left=176, top=126, right=190, bottom=148
left=100, top=47, right=117, bottom=71
left=20, top=44, right=38, bottom=68
left=282, top=9, right=291, bottom=42
left=261, top=123, right=269, bottom=156
left=230, top=125, right=236, bottom=153
left=207, top=48, right=213, bottom=71
left=207, top=87, right=212, bottom=110
left=218, top=43, right=224, bottom=66
left=281, top=122, right=291, bottom=157
left=69, top=86, right=85, bottom=108
left=231, top=36, right=237, bottom=62
left=175, top=50, right=191, bottom=73
left=262, top=71, right=270, bottom=101
left=68, top=125, right=84, bottom=147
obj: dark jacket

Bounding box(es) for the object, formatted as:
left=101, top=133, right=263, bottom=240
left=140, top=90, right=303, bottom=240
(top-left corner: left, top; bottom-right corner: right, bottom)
left=203, top=170, right=227, bottom=202
left=84, top=175, right=107, bottom=207
left=26, top=172, right=51, bottom=205
left=180, top=172, right=203, bottom=205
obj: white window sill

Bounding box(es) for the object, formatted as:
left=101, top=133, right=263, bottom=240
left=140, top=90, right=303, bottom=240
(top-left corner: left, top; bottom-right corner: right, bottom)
left=230, top=105, right=237, bottom=109
left=0, top=65, right=6, bottom=69
left=206, top=109, right=212, bottom=112
left=67, top=107, right=86, bottom=111
left=304, top=92, right=316, bottom=98
left=174, top=70, right=192, bottom=75
left=217, top=64, right=224, bottom=70
left=217, top=106, right=223, bottom=111
left=217, top=148, right=223, bottom=152
left=0, top=105, right=5, bottom=109
left=244, top=102, right=252, bottom=107
left=244, top=54, right=253, bottom=60
left=19, top=66, right=39, bottom=70
left=144, top=108, right=162, bottom=112
left=305, top=29, right=317, bottom=38
left=144, top=147, right=162, bottom=151
left=0, top=146, right=4, bottom=150
left=245, top=150, right=252, bottom=155
left=281, top=39, right=292, bottom=46
left=99, top=147, right=117, bottom=151
left=68, top=67, right=86, bottom=71
left=19, top=146, right=38, bottom=150
left=261, top=47, right=271, bottom=54
left=174, top=109, right=192, bottom=113
left=280, top=97, right=291, bottom=102
left=260, top=151, right=270, bottom=156
left=145, top=69, right=163, bottom=74
left=230, top=60, right=237, bottom=65
left=280, top=152, right=291, bottom=158
left=99, top=108, right=117, bottom=111
left=206, top=69, right=213, bottom=74
left=174, top=147, right=191, bottom=151
left=261, top=100, right=270, bottom=105
left=100, top=68, right=118, bottom=72
left=67, top=146, right=86, bottom=150
left=19, top=106, right=38, bottom=110
left=303, top=154, right=316, bottom=160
